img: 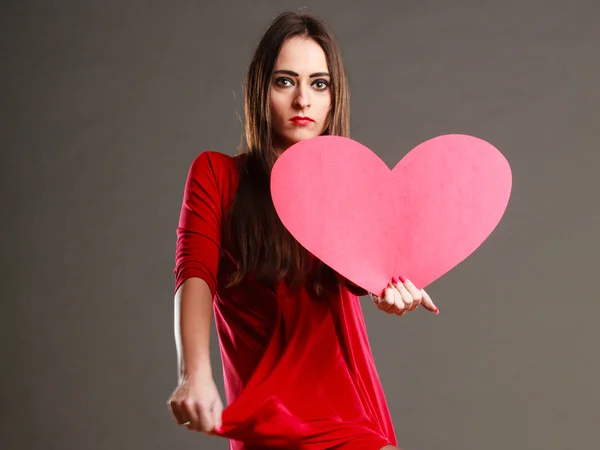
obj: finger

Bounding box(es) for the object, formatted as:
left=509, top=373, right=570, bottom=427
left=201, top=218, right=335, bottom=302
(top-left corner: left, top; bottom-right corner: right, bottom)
left=420, top=289, right=439, bottom=314
left=392, top=277, right=414, bottom=311
left=371, top=293, right=381, bottom=305
left=371, top=286, right=388, bottom=305
left=182, top=400, right=201, bottom=431
left=395, top=308, right=408, bottom=317
left=392, top=287, right=408, bottom=314
left=385, top=287, right=405, bottom=314
left=377, top=285, right=396, bottom=312
left=401, top=278, right=423, bottom=311
left=388, top=286, right=406, bottom=315
left=195, top=402, right=214, bottom=433
left=212, top=397, right=224, bottom=432
left=169, top=399, right=187, bottom=425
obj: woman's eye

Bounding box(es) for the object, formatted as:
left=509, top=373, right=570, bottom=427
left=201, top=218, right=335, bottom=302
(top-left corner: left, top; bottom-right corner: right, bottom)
left=275, top=77, right=293, bottom=87
left=312, top=80, right=329, bottom=90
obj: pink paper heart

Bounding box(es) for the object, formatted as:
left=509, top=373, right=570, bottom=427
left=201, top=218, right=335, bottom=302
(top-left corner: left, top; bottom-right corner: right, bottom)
left=270, top=134, right=512, bottom=296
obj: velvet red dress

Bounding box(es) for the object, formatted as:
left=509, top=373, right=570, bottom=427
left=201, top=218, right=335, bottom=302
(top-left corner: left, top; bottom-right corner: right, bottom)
left=174, top=151, right=397, bottom=450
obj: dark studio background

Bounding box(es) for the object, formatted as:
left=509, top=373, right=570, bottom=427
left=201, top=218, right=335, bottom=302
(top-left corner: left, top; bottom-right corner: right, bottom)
left=1, top=1, right=599, bottom=449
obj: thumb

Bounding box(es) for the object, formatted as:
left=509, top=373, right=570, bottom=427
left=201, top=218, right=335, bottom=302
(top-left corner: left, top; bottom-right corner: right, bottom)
left=420, top=289, right=439, bottom=314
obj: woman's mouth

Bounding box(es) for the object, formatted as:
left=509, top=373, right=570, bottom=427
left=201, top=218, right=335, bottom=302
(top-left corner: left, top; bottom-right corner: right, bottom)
left=290, top=116, right=314, bottom=126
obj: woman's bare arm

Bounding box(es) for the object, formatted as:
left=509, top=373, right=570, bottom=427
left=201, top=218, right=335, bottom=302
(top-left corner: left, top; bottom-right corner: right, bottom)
left=174, top=277, right=214, bottom=381
left=169, top=277, right=223, bottom=432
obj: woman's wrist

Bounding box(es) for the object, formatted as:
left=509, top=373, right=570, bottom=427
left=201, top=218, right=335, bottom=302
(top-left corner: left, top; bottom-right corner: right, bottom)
left=179, top=360, right=213, bottom=382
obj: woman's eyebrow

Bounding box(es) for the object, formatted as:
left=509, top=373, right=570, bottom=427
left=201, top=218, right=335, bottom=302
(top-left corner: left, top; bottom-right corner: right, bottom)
left=273, top=69, right=330, bottom=78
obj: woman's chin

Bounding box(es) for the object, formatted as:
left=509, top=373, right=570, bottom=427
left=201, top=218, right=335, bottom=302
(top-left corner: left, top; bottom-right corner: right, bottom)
left=287, top=131, right=321, bottom=145
left=274, top=131, right=322, bottom=153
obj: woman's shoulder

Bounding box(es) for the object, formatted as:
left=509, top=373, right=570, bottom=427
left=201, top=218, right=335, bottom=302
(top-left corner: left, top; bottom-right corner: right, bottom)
left=190, top=150, right=237, bottom=169
left=189, top=150, right=247, bottom=177
left=186, top=150, right=247, bottom=199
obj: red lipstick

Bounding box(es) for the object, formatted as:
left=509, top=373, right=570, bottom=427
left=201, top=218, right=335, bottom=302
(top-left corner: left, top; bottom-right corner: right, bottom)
left=290, top=116, right=314, bottom=125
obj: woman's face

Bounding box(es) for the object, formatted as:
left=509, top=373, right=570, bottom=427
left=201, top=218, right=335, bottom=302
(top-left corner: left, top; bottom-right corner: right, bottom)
left=269, top=36, right=332, bottom=152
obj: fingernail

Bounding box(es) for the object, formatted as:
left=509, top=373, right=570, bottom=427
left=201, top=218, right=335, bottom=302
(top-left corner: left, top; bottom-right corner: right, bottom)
left=398, top=274, right=407, bottom=283
left=434, top=307, right=439, bottom=315
left=392, top=275, right=399, bottom=284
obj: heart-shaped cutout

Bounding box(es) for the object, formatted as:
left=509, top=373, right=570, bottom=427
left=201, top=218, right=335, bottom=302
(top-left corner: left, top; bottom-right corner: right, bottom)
left=270, top=134, right=512, bottom=295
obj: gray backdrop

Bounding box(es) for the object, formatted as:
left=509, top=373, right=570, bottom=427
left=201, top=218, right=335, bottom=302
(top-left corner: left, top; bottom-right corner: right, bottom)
left=2, top=1, right=599, bottom=449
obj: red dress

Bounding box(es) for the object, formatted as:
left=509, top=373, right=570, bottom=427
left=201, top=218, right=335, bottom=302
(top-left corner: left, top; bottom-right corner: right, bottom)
left=174, top=151, right=397, bottom=450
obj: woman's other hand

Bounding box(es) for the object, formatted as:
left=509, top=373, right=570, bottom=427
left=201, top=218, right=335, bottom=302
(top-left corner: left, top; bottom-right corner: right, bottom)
left=371, top=275, right=439, bottom=316
left=167, top=374, right=223, bottom=434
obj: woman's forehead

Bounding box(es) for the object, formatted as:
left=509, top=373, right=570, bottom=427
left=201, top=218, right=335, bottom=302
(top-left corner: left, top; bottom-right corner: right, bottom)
left=274, top=36, right=329, bottom=73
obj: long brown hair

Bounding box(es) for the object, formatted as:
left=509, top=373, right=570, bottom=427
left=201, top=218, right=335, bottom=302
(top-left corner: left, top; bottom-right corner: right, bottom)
left=224, top=10, right=350, bottom=294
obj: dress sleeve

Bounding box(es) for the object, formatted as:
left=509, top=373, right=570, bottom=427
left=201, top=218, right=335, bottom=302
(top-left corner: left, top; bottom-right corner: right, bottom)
left=174, top=152, right=223, bottom=297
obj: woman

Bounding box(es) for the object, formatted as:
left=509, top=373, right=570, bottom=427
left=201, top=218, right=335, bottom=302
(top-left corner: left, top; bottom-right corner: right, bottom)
left=168, top=10, right=438, bottom=450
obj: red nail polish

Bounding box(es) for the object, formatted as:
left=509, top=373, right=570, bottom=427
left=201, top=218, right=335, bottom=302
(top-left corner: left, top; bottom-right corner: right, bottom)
left=392, top=275, right=399, bottom=284
left=398, top=274, right=407, bottom=283
left=434, top=308, right=439, bottom=314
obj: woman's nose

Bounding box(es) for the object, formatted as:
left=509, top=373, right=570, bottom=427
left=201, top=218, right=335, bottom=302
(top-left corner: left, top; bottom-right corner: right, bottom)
left=293, top=85, right=310, bottom=109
